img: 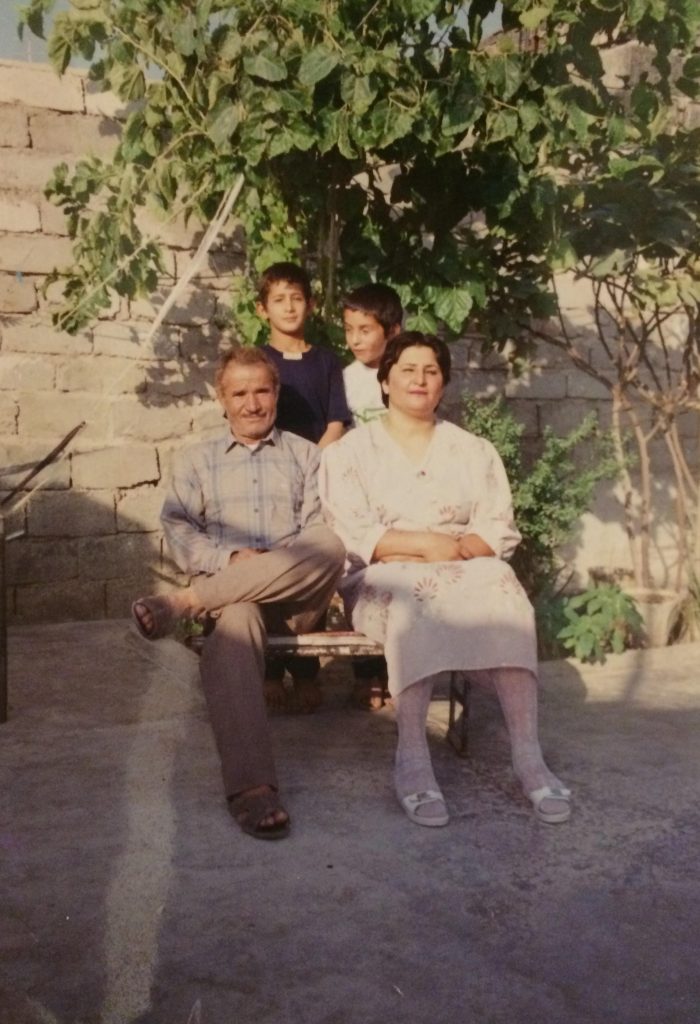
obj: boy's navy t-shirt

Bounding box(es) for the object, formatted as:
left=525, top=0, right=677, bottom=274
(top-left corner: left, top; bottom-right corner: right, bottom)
left=263, top=344, right=351, bottom=444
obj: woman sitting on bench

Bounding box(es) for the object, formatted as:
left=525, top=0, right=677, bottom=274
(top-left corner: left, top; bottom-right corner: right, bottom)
left=320, top=332, right=571, bottom=828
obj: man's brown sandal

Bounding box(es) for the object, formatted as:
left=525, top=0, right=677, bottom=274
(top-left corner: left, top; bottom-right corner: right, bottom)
left=229, top=788, right=290, bottom=841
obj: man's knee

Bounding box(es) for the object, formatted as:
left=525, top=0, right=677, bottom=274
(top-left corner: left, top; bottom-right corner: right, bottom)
left=300, top=523, right=345, bottom=567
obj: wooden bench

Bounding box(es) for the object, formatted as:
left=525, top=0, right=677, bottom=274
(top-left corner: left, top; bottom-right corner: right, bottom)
left=185, top=629, right=471, bottom=755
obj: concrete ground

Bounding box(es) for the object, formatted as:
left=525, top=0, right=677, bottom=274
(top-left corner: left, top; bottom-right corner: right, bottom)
left=1, top=620, right=698, bottom=1024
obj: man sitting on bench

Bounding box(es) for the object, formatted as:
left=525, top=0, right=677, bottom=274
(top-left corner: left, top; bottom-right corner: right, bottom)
left=131, top=346, right=345, bottom=841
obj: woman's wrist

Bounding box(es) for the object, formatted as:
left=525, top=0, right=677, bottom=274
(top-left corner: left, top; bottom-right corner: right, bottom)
left=458, top=533, right=495, bottom=559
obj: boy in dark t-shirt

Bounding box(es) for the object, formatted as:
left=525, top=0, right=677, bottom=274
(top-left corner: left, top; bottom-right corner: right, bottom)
left=257, top=262, right=349, bottom=446
left=256, top=262, right=350, bottom=711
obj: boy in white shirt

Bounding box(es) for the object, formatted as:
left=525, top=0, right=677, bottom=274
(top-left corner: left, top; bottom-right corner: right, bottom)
left=341, top=283, right=402, bottom=708
left=342, top=283, right=403, bottom=427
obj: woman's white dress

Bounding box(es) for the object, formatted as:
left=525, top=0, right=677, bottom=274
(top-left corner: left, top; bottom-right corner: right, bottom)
left=319, top=418, right=537, bottom=697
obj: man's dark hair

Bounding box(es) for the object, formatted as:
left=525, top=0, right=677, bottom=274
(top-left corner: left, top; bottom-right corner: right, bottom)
left=342, top=283, right=403, bottom=335
left=256, top=262, right=312, bottom=305
left=215, top=345, right=280, bottom=393
left=377, top=331, right=451, bottom=408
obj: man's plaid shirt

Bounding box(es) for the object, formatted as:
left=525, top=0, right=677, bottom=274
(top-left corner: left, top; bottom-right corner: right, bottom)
left=161, top=426, right=323, bottom=575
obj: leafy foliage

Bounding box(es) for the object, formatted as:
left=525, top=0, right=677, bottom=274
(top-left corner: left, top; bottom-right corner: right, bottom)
left=17, top=0, right=700, bottom=350
left=463, top=394, right=619, bottom=657
left=557, top=584, right=644, bottom=663
left=462, top=395, right=618, bottom=597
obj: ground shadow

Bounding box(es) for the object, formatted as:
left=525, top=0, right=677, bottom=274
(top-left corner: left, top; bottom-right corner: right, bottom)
left=4, top=621, right=699, bottom=1024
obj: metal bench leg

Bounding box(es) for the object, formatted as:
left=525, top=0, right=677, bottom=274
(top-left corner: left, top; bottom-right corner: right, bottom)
left=447, top=672, right=470, bottom=756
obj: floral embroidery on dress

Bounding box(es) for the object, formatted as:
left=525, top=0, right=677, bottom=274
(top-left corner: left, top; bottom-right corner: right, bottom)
left=438, top=504, right=458, bottom=522
left=357, top=587, right=393, bottom=631
left=434, top=563, right=463, bottom=583
left=498, top=569, right=528, bottom=601
left=414, top=575, right=439, bottom=602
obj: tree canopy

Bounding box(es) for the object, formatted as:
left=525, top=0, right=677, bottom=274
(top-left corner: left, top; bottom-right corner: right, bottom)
left=18, top=0, right=700, bottom=350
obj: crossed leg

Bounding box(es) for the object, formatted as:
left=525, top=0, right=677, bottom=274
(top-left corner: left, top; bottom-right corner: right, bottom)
left=133, top=526, right=344, bottom=634
left=132, top=525, right=345, bottom=838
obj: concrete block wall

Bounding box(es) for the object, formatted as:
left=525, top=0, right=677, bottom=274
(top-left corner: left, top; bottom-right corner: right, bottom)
left=0, top=59, right=238, bottom=621
left=0, top=56, right=696, bottom=620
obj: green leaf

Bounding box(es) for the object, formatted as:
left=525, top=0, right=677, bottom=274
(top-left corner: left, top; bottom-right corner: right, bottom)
left=513, top=132, right=536, bottom=164
left=268, top=132, right=294, bottom=158
left=486, top=55, right=522, bottom=101
left=219, top=30, right=242, bottom=62
left=369, top=101, right=414, bottom=146
left=141, top=128, right=158, bottom=158
left=676, top=77, right=700, bottom=100
left=487, top=108, right=518, bottom=143
left=298, top=46, right=340, bottom=87
left=350, top=75, right=376, bottom=116
left=568, top=102, right=594, bottom=144
left=337, top=109, right=356, bottom=158
left=23, top=5, right=45, bottom=39
left=607, top=113, right=627, bottom=146
left=683, top=54, right=700, bottom=78
left=288, top=121, right=316, bottom=151
left=518, top=101, right=540, bottom=132
left=627, top=0, right=650, bottom=24
left=608, top=154, right=663, bottom=178
left=164, top=50, right=187, bottom=80
left=578, top=633, right=594, bottom=659
left=405, top=309, right=439, bottom=333
left=519, top=5, right=552, bottom=30
left=243, top=50, right=288, bottom=82
left=47, top=27, right=72, bottom=74
left=589, top=249, right=628, bottom=277
left=207, top=102, right=242, bottom=148
left=548, top=237, right=578, bottom=271
left=120, top=66, right=146, bottom=101
left=443, top=82, right=483, bottom=136
left=172, top=14, right=197, bottom=57
left=631, top=81, right=660, bottom=122
left=432, top=287, right=473, bottom=331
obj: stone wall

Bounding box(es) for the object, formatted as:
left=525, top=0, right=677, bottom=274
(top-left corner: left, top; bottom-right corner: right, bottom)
left=0, top=56, right=696, bottom=621
left=0, top=60, right=239, bottom=621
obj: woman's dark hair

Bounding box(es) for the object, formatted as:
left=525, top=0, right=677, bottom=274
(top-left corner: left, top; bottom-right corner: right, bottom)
left=377, top=331, right=451, bottom=408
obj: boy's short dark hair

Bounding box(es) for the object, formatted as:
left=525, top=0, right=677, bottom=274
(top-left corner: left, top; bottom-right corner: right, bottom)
left=342, top=283, right=403, bottom=335
left=257, top=262, right=312, bottom=305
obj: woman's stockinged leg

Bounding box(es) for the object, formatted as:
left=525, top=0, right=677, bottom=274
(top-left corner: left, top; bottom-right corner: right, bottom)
left=476, top=667, right=571, bottom=822
left=394, top=676, right=449, bottom=826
